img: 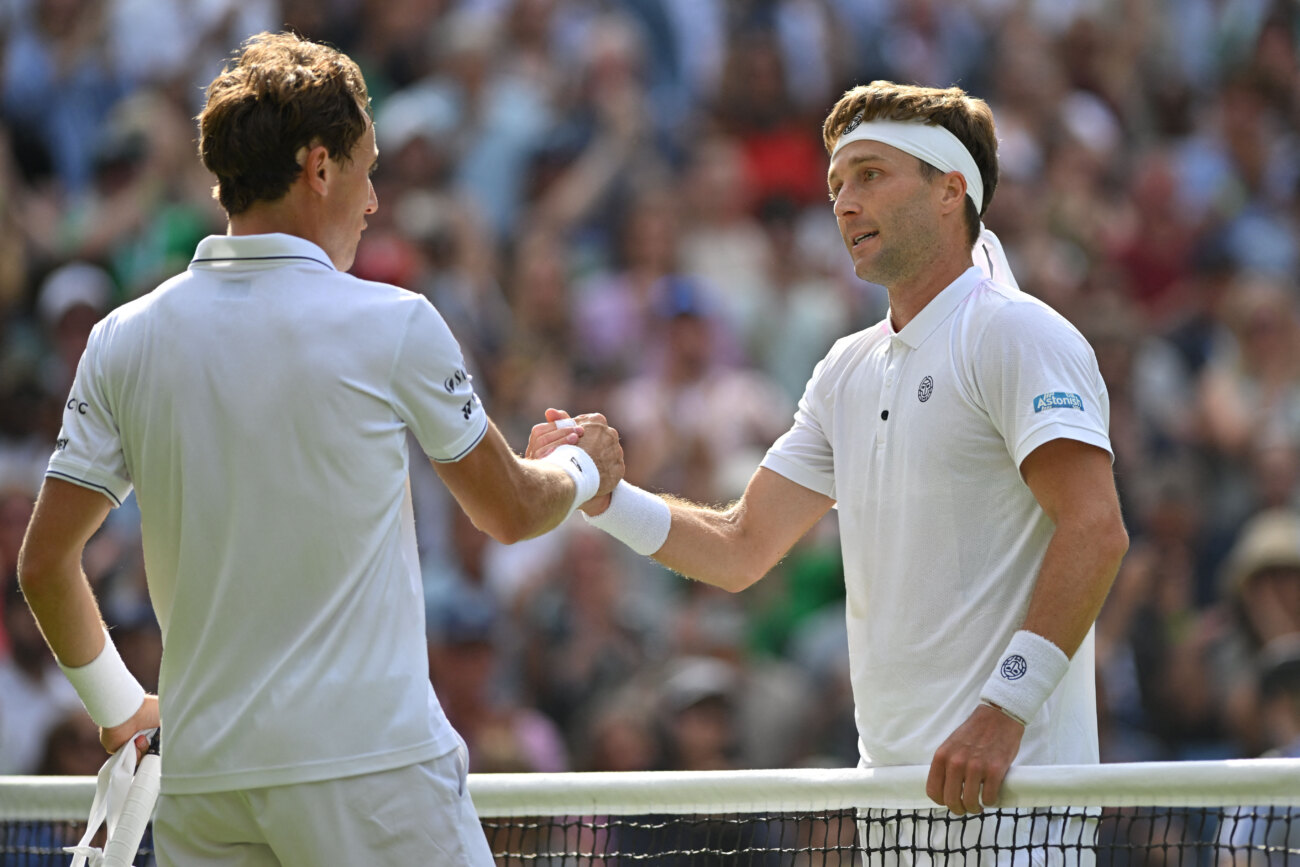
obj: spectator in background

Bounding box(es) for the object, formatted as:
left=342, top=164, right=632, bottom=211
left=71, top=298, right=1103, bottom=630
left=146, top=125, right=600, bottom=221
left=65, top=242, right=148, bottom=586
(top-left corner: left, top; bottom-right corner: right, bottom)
left=428, top=593, right=570, bottom=774
left=1, top=0, right=125, bottom=196
left=1254, top=637, right=1300, bottom=758
left=1216, top=638, right=1300, bottom=866
left=571, top=183, right=687, bottom=378
left=1213, top=509, right=1300, bottom=756
left=0, top=580, right=84, bottom=774
left=519, top=524, right=653, bottom=739
left=409, top=7, right=556, bottom=242
left=657, top=655, right=741, bottom=772
left=608, top=277, right=792, bottom=504
left=1198, top=277, right=1300, bottom=464
left=34, top=261, right=112, bottom=400
left=676, top=133, right=778, bottom=357
left=34, top=707, right=104, bottom=776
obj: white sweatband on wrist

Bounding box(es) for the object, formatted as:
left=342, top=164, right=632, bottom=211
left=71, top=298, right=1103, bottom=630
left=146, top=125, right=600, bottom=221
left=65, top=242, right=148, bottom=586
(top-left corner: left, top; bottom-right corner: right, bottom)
left=978, top=630, right=1070, bottom=726
left=543, top=443, right=600, bottom=517
left=582, top=480, right=671, bottom=556
left=58, top=628, right=146, bottom=728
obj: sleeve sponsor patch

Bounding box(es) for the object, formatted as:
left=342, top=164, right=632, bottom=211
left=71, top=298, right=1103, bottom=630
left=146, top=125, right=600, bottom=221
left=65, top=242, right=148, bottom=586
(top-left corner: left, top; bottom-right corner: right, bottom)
left=1033, top=391, right=1085, bottom=413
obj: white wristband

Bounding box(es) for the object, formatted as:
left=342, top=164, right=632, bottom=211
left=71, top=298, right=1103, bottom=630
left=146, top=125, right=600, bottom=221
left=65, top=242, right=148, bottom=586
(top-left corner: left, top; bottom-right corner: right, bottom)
left=544, top=444, right=600, bottom=518
left=58, top=628, right=147, bottom=728
left=979, top=630, right=1069, bottom=726
left=583, top=480, right=671, bottom=556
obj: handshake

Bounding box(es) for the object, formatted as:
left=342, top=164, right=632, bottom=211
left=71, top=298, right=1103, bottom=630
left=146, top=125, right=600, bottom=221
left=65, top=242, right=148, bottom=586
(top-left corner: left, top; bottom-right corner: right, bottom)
left=526, top=407, right=624, bottom=516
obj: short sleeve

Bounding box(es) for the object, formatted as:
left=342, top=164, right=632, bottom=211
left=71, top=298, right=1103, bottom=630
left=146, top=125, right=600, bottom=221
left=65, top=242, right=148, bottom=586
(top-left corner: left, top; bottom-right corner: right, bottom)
left=46, top=325, right=134, bottom=506
left=761, top=357, right=837, bottom=499
left=972, top=301, right=1112, bottom=468
left=390, top=297, right=489, bottom=462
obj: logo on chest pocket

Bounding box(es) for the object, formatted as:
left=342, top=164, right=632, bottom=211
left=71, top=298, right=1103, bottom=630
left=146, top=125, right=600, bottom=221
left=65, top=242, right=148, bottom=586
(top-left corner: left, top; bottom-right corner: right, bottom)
left=917, top=376, right=934, bottom=403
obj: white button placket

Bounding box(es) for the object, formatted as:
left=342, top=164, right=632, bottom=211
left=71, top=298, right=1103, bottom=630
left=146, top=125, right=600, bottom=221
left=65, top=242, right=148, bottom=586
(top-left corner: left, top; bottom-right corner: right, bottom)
left=878, top=337, right=904, bottom=450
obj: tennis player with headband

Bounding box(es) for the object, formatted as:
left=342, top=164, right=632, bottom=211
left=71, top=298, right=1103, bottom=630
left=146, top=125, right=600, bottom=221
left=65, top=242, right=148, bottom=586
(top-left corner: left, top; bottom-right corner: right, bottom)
left=532, top=81, right=1128, bottom=835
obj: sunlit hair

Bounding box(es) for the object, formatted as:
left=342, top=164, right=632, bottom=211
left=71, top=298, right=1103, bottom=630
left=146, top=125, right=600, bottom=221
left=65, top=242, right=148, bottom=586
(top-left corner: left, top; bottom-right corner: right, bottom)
left=823, top=81, right=998, bottom=246
left=198, top=31, right=370, bottom=216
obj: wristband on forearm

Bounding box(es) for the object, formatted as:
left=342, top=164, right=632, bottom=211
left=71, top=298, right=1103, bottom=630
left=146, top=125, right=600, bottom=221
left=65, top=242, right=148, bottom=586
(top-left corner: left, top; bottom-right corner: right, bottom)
left=542, top=444, right=600, bottom=519
left=978, top=629, right=1069, bottom=726
left=582, top=480, right=672, bottom=556
left=58, top=628, right=147, bottom=728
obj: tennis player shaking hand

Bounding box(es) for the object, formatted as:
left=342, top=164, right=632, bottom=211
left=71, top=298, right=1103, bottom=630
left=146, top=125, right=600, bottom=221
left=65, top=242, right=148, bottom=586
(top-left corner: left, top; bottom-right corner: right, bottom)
left=18, top=30, right=623, bottom=867
left=530, top=81, right=1129, bottom=850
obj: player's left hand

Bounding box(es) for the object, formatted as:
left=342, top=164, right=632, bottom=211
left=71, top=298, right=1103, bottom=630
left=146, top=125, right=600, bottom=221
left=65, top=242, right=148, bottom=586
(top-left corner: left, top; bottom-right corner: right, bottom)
left=926, top=703, right=1024, bottom=815
left=101, top=694, right=160, bottom=760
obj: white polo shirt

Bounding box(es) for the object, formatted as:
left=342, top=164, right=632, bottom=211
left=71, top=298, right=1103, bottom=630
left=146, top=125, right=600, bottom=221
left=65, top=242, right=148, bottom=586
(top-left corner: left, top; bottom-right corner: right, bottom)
left=47, top=234, right=489, bottom=794
left=763, top=267, right=1110, bottom=768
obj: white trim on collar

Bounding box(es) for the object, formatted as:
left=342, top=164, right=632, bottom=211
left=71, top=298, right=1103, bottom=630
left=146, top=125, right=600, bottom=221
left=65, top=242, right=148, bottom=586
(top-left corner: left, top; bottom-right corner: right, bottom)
left=892, top=267, right=985, bottom=349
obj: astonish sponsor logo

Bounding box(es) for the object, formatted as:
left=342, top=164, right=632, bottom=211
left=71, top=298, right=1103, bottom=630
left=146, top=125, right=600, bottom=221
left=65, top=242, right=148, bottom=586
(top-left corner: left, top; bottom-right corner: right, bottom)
left=1033, top=392, right=1084, bottom=413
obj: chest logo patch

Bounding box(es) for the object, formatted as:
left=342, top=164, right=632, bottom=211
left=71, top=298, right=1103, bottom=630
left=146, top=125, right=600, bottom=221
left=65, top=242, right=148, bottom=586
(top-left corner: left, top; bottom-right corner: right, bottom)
left=1033, top=392, right=1085, bottom=413
left=917, top=376, right=934, bottom=402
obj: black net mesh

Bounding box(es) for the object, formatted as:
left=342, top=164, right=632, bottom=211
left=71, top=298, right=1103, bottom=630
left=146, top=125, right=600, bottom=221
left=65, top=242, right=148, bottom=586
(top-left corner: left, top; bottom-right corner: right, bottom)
left=6, top=806, right=1294, bottom=866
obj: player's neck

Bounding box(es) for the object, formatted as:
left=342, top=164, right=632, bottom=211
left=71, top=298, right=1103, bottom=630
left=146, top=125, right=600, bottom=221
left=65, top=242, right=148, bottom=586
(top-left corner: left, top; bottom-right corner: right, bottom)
left=886, top=254, right=970, bottom=332
left=226, top=189, right=324, bottom=249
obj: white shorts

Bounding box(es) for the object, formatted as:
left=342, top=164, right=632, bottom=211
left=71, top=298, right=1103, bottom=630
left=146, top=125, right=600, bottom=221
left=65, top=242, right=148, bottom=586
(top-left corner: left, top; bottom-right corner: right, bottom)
left=152, top=745, right=494, bottom=867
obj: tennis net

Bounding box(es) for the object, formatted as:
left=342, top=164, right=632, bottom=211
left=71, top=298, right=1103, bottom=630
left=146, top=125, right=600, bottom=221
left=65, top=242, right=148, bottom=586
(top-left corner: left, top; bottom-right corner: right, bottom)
left=2, top=760, right=1298, bottom=865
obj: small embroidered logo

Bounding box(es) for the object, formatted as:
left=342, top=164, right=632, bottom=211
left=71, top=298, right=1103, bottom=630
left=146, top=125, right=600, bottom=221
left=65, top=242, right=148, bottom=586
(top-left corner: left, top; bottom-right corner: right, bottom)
left=918, top=376, right=934, bottom=403
left=1001, top=655, right=1028, bottom=681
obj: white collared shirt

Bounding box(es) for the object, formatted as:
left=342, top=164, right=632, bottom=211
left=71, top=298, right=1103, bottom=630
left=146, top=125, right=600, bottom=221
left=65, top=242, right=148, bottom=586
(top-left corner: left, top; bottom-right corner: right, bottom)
left=48, top=233, right=488, bottom=793
left=763, top=267, right=1110, bottom=767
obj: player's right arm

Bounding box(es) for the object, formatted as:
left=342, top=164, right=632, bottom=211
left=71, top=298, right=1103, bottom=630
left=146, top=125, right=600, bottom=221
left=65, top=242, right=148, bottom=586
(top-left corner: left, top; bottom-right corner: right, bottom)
left=528, top=411, right=833, bottom=592
left=650, top=467, right=835, bottom=592
left=435, top=416, right=624, bottom=545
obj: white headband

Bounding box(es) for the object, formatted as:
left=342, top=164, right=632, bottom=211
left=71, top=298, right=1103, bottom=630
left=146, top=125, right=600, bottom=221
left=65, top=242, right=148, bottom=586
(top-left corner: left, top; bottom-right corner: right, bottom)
left=832, top=114, right=1018, bottom=289
left=832, top=117, right=984, bottom=212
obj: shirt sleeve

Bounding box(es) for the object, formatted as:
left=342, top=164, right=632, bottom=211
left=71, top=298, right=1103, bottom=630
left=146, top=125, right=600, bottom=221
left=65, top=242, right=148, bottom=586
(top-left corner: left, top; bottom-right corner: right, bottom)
left=761, top=355, right=837, bottom=499
left=972, top=300, right=1112, bottom=469
left=45, top=323, right=134, bottom=506
left=390, top=296, right=489, bottom=462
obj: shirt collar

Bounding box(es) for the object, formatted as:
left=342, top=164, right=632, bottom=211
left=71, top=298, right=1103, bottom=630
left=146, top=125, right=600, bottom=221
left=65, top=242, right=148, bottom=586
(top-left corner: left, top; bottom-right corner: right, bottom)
left=891, top=266, right=984, bottom=349
left=190, top=233, right=337, bottom=272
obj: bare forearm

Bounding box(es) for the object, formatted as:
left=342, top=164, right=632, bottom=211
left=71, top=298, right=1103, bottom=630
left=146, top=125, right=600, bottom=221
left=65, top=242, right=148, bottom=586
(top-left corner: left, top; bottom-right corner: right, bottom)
left=651, top=497, right=773, bottom=592
left=508, top=461, right=591, bottom=541
left=18, top=553, right=107, bottom=667
left=1022, top=511, right=1129, bottom=656
left=649, top=469, right=835, bottom=592
left=17, top=478, right=115, bottom=667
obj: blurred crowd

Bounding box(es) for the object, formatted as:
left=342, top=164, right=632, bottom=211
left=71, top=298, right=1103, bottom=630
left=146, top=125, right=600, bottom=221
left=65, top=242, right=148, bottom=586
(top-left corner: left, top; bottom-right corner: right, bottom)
left=1, top=0, right=1300, bottom=783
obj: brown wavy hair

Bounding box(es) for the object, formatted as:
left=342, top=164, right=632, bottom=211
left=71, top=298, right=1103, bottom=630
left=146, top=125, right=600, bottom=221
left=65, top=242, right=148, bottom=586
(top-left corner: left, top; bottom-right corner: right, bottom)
left=198, top=31, right=371, bottom=216
left=822, top=81, right=998, bottom=246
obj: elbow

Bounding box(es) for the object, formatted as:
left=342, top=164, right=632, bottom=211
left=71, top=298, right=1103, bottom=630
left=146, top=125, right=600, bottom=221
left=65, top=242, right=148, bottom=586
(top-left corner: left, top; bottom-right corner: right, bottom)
left=472, top=510, right=532, bottom=546
left=1092, top=511, right=1130, bottom=574
left=1109, top=519, right=1131, bottom=567
left=710, top=543, right=777, bottom=593
left=16, top=542, right=60, bottom=603
left=471, top=496, right=552, bottom=546
left=717, top=567, right=765, bottom=594
left=486, top=523, right=530, bottom=546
